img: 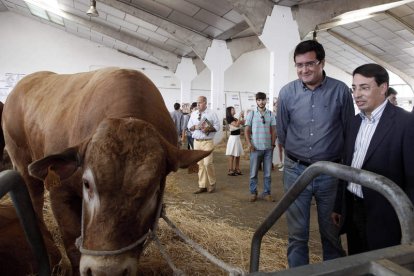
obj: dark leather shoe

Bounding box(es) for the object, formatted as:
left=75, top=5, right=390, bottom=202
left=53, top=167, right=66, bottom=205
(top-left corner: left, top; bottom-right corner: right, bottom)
left=193, top=188, right=207, bottom=194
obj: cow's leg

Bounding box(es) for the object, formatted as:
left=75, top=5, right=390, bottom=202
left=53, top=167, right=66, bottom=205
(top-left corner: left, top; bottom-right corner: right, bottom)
left=49, top=186, right=82, bottom=275
left=23, top=175, right=46, bottom=220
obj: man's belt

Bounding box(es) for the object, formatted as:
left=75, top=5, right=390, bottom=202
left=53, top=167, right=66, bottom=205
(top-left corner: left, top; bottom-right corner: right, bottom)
left=286, top=153, right=312, bottom=167
left=195, top=139, right=212, bottom=142
left=286, top=153, right=341, bottom=167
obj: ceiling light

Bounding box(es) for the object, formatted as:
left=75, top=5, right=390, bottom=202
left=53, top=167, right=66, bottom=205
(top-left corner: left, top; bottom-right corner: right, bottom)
left=86, top=0, right=99, bottom=17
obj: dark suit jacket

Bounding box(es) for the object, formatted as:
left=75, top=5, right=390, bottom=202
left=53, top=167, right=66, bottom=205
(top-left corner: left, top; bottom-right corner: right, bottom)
left=334, top=102, right=414, bottom=250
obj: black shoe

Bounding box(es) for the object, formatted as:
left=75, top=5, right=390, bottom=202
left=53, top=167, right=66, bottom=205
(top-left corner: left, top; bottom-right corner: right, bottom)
left=193, top=188, right=207, bottom=194
left=208, top=184, right=216, bottom=193
left=234, top=169, right=243, bottom=175
left=228, top=170, right=237, bottom=176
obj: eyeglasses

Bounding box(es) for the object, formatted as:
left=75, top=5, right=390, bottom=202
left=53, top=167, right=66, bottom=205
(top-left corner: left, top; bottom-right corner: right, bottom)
left=261, top=115, right=265, bottom=124
left=295, top=60, right=321, bottom=69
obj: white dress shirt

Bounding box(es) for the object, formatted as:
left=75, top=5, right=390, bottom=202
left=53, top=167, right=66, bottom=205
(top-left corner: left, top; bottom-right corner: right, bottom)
left=347, top=99, right=388, bottom=198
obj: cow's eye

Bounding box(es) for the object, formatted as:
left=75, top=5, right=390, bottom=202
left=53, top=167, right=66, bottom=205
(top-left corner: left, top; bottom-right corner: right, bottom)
left=83, top=179, right=90, bottom=189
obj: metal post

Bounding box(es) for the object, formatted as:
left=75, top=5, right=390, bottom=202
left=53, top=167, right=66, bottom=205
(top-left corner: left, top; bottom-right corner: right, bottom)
left=249, top=161, right=414, bottom=273
left=0, top=170, right=51, bottom=276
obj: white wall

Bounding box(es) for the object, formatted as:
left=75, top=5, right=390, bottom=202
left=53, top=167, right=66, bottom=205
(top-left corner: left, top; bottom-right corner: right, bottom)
left=0, top=12, right=176, bottom=103
left=0, top=11, right=355, bottom=112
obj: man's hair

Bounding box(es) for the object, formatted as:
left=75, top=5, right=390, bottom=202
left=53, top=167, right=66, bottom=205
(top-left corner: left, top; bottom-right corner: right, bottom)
left=294, top=40, right=325, bottom=62
left=190, top=102, right=197, bottom=110
left=174, top=103, right=180, bottom=110
left=353, top=63, right=389, bottom=86
left=256, top=92, right=267, bottom=100
left=386, top=87, right=398, bottom=97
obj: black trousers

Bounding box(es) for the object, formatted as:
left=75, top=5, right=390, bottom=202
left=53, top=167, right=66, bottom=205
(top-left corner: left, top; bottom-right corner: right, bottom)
left=345, top=190, right=369, bottom=255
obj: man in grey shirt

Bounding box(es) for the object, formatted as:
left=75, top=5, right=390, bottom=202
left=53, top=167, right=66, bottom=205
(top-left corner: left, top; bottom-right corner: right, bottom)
left=277, top=40, right=354, bottom=267
left=170, top=102, right=184, bottom=147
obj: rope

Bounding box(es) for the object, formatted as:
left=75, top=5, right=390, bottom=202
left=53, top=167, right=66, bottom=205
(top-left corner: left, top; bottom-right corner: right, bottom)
left=152, top=233, right=185, bottom=275
left=76, top=189, right=165, bottom=256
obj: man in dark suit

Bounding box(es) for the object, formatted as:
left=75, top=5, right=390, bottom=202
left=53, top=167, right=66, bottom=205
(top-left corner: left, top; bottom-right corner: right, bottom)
left=332, top=63, right=414, bottom=255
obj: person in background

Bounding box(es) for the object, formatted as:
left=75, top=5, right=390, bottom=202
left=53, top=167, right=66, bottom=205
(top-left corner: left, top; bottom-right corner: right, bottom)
left=277, top=40, right=354, bottom=267
left=170, top=102, right=184, bottom=147
left=182, top=102, right=197, bottom=149
left=245, top=92, right=277, bottom=202
left=187, top=96, right=220, bottom=194
left=273, top=97, right=284, bottom=172
left=386, top=87, right=398, bottom=106
left=225, top=106, right=245, bottom=176
left=332, top=63, right=414, bottom=255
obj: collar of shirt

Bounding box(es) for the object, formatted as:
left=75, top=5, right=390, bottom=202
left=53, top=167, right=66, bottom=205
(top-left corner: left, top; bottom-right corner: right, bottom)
left=256, top=107, right=268, bottom=113
left=358, top=99, right=388, bottom=123
left=301, top=71, right=327, bottom=91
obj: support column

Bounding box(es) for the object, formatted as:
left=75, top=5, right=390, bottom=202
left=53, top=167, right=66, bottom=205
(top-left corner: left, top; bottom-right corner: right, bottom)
left=259, top=6, right=300, bottom=110
left=175, top=57, right=197, bottom=105
left=203, top=40, right=232, bottom=120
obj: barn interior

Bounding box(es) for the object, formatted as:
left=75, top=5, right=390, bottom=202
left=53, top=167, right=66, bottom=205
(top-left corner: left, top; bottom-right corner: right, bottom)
left=1, top=0, right=414, bottom=275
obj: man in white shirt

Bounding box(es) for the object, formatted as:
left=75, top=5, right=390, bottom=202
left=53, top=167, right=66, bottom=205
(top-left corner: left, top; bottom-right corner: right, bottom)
left=187, top=96, right=220, bottom=194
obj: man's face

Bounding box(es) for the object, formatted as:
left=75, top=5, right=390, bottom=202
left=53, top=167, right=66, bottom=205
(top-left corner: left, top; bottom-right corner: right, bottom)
left=388, top=94, right=398, bottom=106
left=295, top=51, right=324, bottom=88
left=256, top=98, right=267, bottom=109
left=352, top=74, right=387, bottom=116
left=197, top=97, right=207, bottom=112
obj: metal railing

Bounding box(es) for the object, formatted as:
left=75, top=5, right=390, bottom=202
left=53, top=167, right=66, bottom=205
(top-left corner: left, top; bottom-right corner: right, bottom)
left=0, top=170, right=51, bottom=276
left=249, top=161, right=414, bottom=273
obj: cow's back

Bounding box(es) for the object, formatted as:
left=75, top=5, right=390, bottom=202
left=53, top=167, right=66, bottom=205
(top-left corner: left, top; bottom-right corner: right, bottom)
left=3, top=68, right=176, bottom=161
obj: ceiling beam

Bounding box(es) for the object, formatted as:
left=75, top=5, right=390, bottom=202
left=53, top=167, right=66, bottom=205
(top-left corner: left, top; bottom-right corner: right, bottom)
left=226, top=0, right=274, bottom=35
left=292, top=0, right=413, bottom=39
left=328, top=29, right=414, bottom=89
left=98, top=0, right=212, bottom=59
left=227, top=0, right=274, bottom=35
left=216, top=21, right=250, bottom=40
left=226, top=36, right=264, bottom=61
left=59, top=11, right=181, bottom=71
left=384, top=10, right=414, bottom=37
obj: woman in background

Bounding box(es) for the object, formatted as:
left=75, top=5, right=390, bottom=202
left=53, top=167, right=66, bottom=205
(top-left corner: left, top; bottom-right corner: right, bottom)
left=225, top=106, right=244, bottom=176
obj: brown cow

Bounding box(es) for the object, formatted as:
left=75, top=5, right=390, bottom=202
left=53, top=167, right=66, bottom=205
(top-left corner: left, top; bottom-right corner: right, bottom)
left=0, top=203, right=61, bottom=276
left=2, top=68, right=210, bottom=275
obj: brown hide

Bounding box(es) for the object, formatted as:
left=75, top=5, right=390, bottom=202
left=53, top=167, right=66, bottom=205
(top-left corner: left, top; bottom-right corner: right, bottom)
left=0, top=203, right=60, bottom=276
left=2, top=68, right=211, bottom=275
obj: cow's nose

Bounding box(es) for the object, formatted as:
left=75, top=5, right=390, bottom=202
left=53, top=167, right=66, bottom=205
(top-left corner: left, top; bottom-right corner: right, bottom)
left=83, top=267, right=130, bottom=276
left=80, top=255, right=137, bottom=276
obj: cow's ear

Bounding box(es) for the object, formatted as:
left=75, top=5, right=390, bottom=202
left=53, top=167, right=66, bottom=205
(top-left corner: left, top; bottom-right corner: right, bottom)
left=175, top=149, right=212, bottom=169
left=28, top=147, right=83, bottom=181
left=162, top=139, right=211, bottom=172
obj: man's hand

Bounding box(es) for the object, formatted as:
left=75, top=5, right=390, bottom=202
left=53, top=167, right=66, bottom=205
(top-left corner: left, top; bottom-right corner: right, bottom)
left=331, top=212, right=342, bottom=228
left=248, top=143, right=255, bottom=152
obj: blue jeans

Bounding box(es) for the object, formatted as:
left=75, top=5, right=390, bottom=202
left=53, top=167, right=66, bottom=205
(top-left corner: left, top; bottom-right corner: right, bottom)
left=284, top=156, right=344, bottom=267
left=249, top=149, right=273, bottom=195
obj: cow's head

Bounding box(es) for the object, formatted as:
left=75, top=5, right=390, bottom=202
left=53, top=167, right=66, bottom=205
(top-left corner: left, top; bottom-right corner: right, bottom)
left=28, top=118, right=211, bottom=275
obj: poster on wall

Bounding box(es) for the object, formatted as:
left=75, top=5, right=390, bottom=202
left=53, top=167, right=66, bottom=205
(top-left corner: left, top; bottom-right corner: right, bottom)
left=240, top=92, right=257, bottom=117
left=225, top=93, right=241, bottom=116
left=0, top=73, right=26, bottom=102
